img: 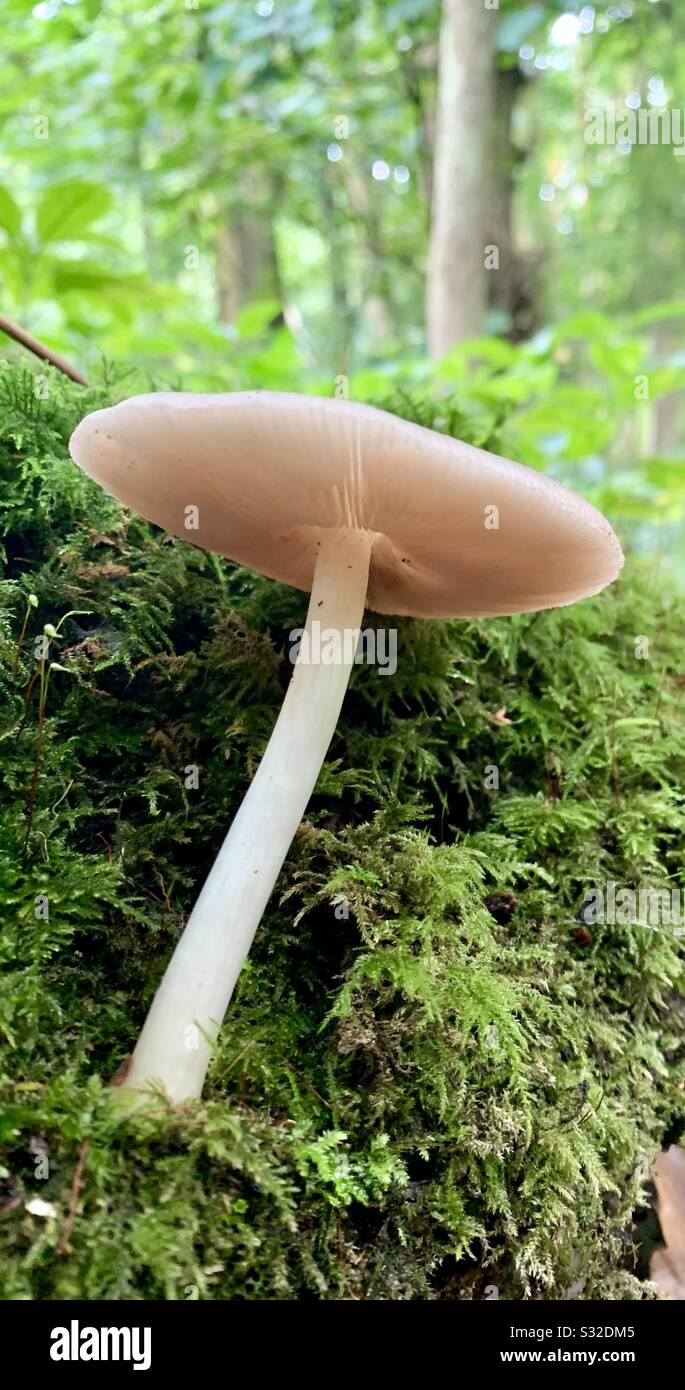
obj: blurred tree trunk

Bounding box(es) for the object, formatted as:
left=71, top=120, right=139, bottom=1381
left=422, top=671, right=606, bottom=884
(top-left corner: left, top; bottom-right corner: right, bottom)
left=216, top=213, right=281, bottom=324
left=321, top=176, right=356, bottom=374
left=652, top=327, right=680, bottom=454
left=398, top=39, right=438, bottom=217
left=486, top=65, right=535, bottom=340
left=427, top=0, right=494, bottom=356
left=345, top=163, right=395, bottom=345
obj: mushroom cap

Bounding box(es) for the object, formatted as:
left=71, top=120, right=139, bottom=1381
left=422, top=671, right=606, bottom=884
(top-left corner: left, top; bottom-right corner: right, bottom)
left=69, top=391, right=623, bottom=619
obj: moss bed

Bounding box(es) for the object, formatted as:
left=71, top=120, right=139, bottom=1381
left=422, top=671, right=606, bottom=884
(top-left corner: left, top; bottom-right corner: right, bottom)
left=0, top=362, right=683, bottom=1300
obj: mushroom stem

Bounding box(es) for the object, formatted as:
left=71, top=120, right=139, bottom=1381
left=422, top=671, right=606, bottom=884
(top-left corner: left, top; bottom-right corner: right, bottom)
left=121, top=527, right=375, bottom=1103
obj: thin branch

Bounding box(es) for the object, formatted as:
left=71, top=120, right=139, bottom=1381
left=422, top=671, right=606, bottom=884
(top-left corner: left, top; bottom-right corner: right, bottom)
left=56, top=1138, right=90, bottom=1256
left=11, top=596, right=34, bottom=679
left=0, top=312, right=87, bottom=385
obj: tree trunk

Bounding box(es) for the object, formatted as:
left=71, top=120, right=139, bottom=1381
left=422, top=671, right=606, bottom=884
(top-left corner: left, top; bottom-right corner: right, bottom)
left=652, top=327, right=680, bottom=455
left=487, top=67, right=518, bottom=333
left=345, top=163, right=395, bottom=346
left=486, top=65, right=541, bottom=342
left=216, top=212, right=281, bottom=325
left=321, top=174, right=355, bottom=374
left=426, top=0, right=494, bottom=357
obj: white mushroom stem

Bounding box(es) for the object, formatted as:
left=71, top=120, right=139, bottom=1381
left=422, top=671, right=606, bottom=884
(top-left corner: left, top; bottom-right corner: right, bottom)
left=121, top=526, right=375, bottom=1103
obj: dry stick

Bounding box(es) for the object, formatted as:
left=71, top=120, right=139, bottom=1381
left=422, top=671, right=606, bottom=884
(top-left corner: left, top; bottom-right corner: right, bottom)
left=11, top=599, right=33, bottom=679
left=56, top=1138, right=90, bottom=1256
left=16, top=662, right=42, bottom=740
left=0, top=312, right=87, bottom=386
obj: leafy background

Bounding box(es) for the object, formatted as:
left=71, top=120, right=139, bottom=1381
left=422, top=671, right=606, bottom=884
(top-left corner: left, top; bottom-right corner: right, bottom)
left=1, top=0, right=685, bottom=571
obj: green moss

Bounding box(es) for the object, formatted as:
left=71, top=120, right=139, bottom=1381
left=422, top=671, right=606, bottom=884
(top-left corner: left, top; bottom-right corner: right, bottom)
left=0, top=362, right=683, bottom=1300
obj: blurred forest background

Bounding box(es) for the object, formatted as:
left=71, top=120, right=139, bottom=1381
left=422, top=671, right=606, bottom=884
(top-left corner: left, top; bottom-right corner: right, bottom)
left=1, top=0, right=684, bottom=569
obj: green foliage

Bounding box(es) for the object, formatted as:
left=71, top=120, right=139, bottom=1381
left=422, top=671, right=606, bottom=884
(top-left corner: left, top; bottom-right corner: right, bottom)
left=1, top=1, right=684, bottom=572
left=2, top=0, right=683, bottom=393
left=0, top=363, right=683, bottom=1301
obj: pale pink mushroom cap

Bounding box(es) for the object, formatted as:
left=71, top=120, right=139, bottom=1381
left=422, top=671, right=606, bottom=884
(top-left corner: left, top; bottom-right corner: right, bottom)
left=69, top=391, right=623, bottom=618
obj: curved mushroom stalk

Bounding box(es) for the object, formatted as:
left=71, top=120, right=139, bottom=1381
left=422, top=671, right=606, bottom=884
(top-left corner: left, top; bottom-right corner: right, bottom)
left=122, top=527, right=374, bottom=1103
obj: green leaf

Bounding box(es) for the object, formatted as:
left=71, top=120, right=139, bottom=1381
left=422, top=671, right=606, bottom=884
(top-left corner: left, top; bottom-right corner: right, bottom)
left=627, top=301, right=685, bottom=329
left=0, top=186, right=22, bottom=238
left=235, top=298, right=281, bottom=339
left=36, top=179, right=113, bottom=243
left=53, top=262, right=139, bottom=293
left=439, top=337, right=520, bottom=371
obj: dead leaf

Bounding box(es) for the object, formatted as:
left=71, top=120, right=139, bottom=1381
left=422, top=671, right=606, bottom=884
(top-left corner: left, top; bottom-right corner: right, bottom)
left=74, top=561, right=131, bottom=580
left=485, top=706, right=513, bottom=726
left=88, top=530, right=120, bottom=548
left=0, top=1195, right=22, bottom=1218
left=109, top=1055, right=133, bottom=1088
left=485, top=890, right=517, bottom=924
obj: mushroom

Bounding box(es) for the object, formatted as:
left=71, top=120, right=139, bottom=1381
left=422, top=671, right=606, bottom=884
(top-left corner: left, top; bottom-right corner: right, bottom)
left=69, top=391, right=623, bottom=1102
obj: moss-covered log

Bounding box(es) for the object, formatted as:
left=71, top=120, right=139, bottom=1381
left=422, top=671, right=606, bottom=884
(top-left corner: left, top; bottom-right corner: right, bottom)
left=0, top=363, right=683, bottom=1300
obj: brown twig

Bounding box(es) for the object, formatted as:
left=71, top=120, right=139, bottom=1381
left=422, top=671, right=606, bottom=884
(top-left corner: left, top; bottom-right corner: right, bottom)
left=109, top=1055, right=133, bottom=1088
left=284, top=1059, right=332, bottom=1110
left=0, top=312, right=87, bottom=386
left=11, top=600, right=32, bottom=679
left=56, top=1138, right=90, bottom=1256
left=16, top=662, right=42, bottom=740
